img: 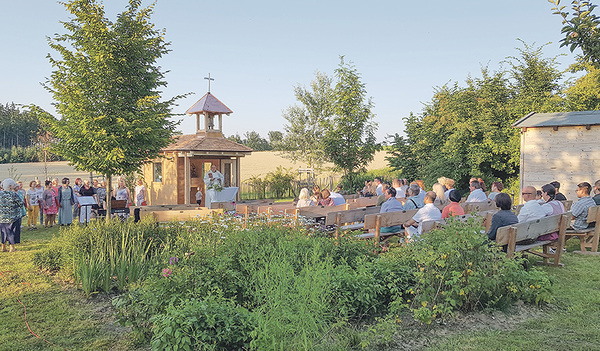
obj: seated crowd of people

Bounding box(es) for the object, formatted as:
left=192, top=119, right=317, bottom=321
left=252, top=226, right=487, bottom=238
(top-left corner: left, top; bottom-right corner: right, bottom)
left=300, top=176, right=600, bottom=243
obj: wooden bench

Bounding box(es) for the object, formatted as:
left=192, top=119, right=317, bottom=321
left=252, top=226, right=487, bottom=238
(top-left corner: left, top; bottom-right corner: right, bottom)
left=361, top=209, right=419, bottom=241
left=324, top=206, right=382, bottom=239
left=565, top=205, right=600, bottom=255
left=350, top=197, right=378, bottom=208
left=297, top=204, right=349, bottom=219
left=151, top=208, right=223, bottom=222
left=496, top=213, right=570, bottom=267
left=462, top=200, right=497, bottom=214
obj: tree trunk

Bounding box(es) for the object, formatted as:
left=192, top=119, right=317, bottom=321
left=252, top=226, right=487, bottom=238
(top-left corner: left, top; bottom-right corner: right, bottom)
left=105, top=174, right=112, bottom=221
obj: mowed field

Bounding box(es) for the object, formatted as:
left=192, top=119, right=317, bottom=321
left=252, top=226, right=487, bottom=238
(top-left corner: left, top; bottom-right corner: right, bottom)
left=0, top=150, right=391, bottom=183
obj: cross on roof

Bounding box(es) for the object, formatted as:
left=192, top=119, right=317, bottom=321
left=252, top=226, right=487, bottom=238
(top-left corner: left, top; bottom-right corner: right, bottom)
left=204, top=73, right=214, bottom=93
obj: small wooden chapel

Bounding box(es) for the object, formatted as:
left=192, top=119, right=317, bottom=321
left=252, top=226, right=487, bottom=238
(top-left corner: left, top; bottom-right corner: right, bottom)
left=142, top=91, right=252, bottom=206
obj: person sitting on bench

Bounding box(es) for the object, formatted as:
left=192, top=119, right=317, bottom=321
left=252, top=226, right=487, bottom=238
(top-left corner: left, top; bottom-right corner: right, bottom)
left=380, top=187, right=405, bottom=234
left=517, top=186, right=546, bottom=223
left=403, top=191, right=441, bottom=240
left=571, top=182, right=596, bottom=230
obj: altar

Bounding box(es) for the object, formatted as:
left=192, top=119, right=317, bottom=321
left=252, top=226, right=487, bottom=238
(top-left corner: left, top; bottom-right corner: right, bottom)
left=206, top=187, right=239, bottom=209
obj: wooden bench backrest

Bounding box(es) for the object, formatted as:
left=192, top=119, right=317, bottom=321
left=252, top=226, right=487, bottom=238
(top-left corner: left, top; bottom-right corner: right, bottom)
left=352, top=197, right=378, bottom=208
left=584, top=205, right=600, bottom=223
left=495, top=213, right=566, bottom=246
left=151, top=208, right=223, bottom=222
left=364, top=209, right=419, bottom=229
left=211, top=201, right=237, bottom=211
left=256, top=203, right=297, bottom=215
left=343, top=194, right=360, bottom=201
left=297, top=204, right=349, bottom=218
left=325, top=206, right=381, bottom=226
left=462, top=200, right=496, bottom=214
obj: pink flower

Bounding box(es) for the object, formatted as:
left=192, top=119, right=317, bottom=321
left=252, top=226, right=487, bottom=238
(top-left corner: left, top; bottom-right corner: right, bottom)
left=162, top=268, right=172, bottom=277
left=169, top=257, right=178, bottom=265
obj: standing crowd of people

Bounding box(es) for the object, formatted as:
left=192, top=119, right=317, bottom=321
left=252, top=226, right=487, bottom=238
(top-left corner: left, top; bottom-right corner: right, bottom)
left=0, top=176, right=148, bottom=253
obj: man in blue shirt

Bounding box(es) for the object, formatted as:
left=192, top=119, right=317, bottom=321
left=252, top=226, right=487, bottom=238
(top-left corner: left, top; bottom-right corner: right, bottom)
left=381, top=187, right=404, bottom=213
left=380, top=187, right=405, bottom=233
left=403, top=184, right=424, bottom=210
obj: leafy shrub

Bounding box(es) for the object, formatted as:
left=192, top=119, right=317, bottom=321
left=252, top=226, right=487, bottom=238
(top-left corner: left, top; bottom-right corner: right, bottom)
left=150, top=295, right=255, bottom=351
left=340, top=168, right=399, bottom=193
left=391, top=217, right=553, bottom=323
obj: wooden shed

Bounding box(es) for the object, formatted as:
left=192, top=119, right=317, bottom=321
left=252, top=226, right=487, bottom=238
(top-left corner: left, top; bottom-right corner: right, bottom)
left=512, top=111, right=600, bottom=202
left=142, top=92, right=252, bottom=206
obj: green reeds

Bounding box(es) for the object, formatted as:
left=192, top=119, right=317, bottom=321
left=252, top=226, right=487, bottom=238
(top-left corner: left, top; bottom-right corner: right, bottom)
left=74, top=221, right=156, bottom=296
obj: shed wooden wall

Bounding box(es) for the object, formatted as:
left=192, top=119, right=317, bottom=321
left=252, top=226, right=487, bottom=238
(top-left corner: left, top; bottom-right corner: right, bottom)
left=520, top=125, right=600, bottom=202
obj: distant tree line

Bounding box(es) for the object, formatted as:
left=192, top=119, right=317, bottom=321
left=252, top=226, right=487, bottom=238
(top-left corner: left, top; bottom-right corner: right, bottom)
left=227, top=130, right=283, bottom=151
left=0, top=103, right=64, bottom=163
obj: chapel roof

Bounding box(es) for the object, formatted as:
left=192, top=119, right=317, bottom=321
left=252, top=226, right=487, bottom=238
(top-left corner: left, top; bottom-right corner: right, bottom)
left=513, top=110, right=600, bottom=128
left=185, top=92, right=233, bottom=115
left=162, top=134, right=252, bottom=153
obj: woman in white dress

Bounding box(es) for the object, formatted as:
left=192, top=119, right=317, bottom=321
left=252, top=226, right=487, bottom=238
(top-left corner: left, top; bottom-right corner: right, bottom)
left=134, top=179, right=147, bottom=206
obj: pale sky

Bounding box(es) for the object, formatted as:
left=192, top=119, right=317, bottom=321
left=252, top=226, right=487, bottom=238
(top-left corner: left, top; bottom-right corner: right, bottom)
left=0, top=0, right=579, bottom=142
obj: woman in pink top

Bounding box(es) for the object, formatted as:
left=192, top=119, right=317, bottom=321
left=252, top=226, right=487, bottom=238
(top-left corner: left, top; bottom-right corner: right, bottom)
left=537, top=184, right=566, bottom=241
left=441, top=190, right=465, bottom=219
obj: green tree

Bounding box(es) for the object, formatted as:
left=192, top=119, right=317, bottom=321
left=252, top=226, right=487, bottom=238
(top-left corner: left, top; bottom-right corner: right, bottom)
left=564, top=62, right=600, bottom=109
left=39, top=0, right=181, bottom=218
left=550, top=0, right=600, bottom=66
left=322, top=58, right=380, bottom=184
left=267, top=130, right=283, bottom=148
left=242, top=131, right=272, bottom=151
left=279, top=71, right=333, bottom=169
left=387, top=44, right=563, bottom=190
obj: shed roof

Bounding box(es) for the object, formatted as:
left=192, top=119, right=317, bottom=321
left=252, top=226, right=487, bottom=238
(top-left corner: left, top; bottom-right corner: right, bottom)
left=185, top=92, right=233, bottom=115
left=512, top=110, right=600, bottom=128
left=163, top=134, right=252, bottom=153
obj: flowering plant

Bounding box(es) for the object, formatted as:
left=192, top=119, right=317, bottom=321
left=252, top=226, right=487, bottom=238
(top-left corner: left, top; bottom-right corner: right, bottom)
left=207, top=183, right=223, bottom=192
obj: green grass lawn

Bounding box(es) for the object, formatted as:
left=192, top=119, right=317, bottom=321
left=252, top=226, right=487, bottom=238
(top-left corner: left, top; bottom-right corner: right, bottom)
left=0, top=224, right=136, bottom=351
left=2, top=221, right=600, bottom=350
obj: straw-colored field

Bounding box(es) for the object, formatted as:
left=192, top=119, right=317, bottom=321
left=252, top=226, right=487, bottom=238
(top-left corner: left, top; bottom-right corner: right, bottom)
left=240, top=150, right=389, bottom=179
left=0, top=150, right=391, bottom=183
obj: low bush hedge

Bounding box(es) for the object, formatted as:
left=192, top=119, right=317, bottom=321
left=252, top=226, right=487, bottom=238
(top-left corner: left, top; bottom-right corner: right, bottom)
left=34, top=213, right=554, bottom=348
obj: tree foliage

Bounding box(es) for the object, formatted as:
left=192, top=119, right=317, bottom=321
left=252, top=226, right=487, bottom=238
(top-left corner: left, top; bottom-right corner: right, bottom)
left=38, top=0, right=181, bottom=216
left=280, top=58, right=379, bottom=177
left=227, top=131, right=274, bottom=151
left=323, top=58, right=380, bottom=180
left=550, top=0, right=600, bottom=66
left=278, top=71, right=333, bottom=169
left=386, top=43, right=563, bottom=190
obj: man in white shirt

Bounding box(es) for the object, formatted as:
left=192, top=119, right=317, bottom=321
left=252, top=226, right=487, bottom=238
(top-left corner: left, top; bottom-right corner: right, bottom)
left=517, top=186, right=546, bottom=223
left=466, top=180, right=488, bottom=202
left=374, top=178, right=383, bottom=196
left=403, top=191, right=442, bottom=239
